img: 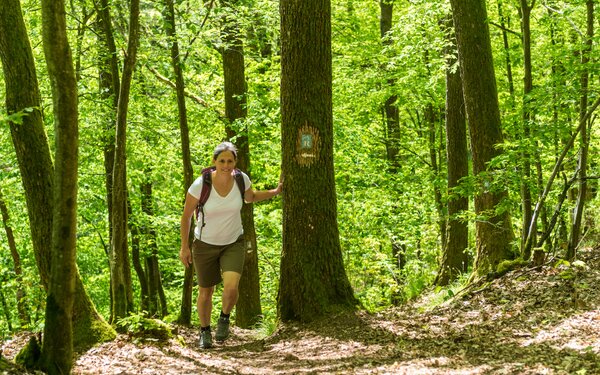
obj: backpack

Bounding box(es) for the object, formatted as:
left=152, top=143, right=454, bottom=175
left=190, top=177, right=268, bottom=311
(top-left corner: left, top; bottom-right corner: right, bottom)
left=195, top=166, right=246, bottom=228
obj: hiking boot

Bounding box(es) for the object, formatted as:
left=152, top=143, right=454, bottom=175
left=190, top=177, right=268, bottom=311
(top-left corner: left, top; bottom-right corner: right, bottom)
left=215, top=317, right=230, bottom=342
left=199, top=329, right=212, bottom=349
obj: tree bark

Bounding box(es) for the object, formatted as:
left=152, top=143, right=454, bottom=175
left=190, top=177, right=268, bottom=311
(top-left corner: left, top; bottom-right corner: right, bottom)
left=449, top=0, right=515, bottom=279
left=39, top=0, right=79, bottom=371
left=279, top=0, right=357, bottom=321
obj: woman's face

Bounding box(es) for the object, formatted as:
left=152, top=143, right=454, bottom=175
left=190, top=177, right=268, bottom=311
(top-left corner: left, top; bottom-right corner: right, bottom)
left=214, top=150, right=237, bottom=173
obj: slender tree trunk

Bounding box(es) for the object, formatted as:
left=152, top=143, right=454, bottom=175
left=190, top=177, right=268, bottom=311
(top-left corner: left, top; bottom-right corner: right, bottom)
left=162, top=0, right=195, bottom=325
left=497, top=0, right=515, bottom=98
left=548, top=5, right=566, bottom=252
left=436, top=16, right=469, bottom=286
left=279, top=0, right=357, bottom=321
left=71, top=3, right=92, bottom=83
left=519, top=0, right=534, bottom=259
left=219, top=0, right=262, bottom=328
left=129, top=199, right=150, bottom=311
left=157, top=270, right=168, bottom=318
left=140, top=175, right=167, bottom=317
left=93, top=0, right=118, bottom=316
left=567, top=0, right=594, bottom=260
left=0, top=287, right=12, bottom=331
left=0, top=190, right=30, bottom=327
left=39, top=0, right=79, bottom=371
left=94, top=0, right=121, bottom=250
left=449, top=0, right=515, bottom=279
left=380, top=0, right=401, bottom=172
left=426, top=102, right=447, bottom=251
left=111, top=0, right=140, bottom=322
left=0, top=0, right=115, bottom=353
left=379, top=0, right=406, bottom=286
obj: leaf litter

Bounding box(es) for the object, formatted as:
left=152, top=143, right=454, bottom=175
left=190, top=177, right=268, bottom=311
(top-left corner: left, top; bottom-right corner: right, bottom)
left=2, top=248, right=599, bottom=374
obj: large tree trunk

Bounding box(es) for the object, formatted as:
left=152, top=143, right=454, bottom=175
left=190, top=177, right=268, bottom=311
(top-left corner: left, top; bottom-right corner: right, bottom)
left=39, top=0, right=79, bottom=371
left=436, top=16, right=468, bottom=286
left=567, top=0, right=594, bottom=260
left=110, top=0, right=141, bottom=322
left=0, top=0, right=115, bottom=353
left=278, top=0, right=357, bottom=321
left=219, top=0, right=262, bottom=329
left=0, top=190, right=30, bottom=327
left=449, top=0, right=515, bottom=279
left=0, top=0, right=53, bottom=288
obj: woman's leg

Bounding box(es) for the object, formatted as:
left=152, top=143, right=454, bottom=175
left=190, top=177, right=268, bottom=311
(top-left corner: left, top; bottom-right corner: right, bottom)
left=197, top=286, right=215, bottom=327
left=221, top=271, right=242, bottom=314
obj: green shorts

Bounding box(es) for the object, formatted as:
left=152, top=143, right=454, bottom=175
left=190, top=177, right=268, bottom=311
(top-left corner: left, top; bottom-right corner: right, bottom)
left=192, top=236, right=245, bottom=288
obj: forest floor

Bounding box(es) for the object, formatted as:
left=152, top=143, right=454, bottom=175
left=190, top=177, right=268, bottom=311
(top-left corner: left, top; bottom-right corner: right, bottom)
left=2, top=248, right=600, bottom=375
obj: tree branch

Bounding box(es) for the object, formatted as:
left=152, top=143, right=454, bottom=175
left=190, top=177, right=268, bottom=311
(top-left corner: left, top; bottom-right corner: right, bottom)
left=145, top=65, right=225, bottom=121
left=489, top=21, right=521, bottom=37
left=542, top=3, right=584, bottom=38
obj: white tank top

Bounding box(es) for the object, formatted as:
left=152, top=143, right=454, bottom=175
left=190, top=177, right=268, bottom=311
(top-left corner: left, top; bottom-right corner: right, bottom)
left=188, top=172, right=251, bottom=245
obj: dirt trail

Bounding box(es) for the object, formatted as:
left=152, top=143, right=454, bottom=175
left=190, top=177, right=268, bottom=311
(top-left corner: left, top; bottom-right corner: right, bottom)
left=2, top=249, right=600, bottom=374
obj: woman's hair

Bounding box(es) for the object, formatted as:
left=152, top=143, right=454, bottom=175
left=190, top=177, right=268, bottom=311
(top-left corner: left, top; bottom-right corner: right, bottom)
left=213, top=141, right=238, bottom=160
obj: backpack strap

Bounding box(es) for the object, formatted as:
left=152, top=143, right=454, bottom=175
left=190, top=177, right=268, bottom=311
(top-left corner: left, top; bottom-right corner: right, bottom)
left=195, top=167, right=246, bottom=228
left=196, top=167, right=214, bottom=227
left=233, top=169, right=246, bottom=201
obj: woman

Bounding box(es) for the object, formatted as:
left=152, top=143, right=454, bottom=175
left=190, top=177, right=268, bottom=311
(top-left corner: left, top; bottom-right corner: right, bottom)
left=179, top=141, right=282, bottom=349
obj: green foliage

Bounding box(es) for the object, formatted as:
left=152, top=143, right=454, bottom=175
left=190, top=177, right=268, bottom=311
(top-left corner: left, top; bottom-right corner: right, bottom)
left=0, top=107, right=37, bottom=126
left=417, top=272, right=471, bottom=311
left=253, top=313, right=279, bottom=339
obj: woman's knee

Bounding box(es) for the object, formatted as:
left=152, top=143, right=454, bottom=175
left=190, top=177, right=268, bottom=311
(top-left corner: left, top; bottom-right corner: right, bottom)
left=198, top=286, right=214, bottom=301
left=222, top=284, right=239, bottom=297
